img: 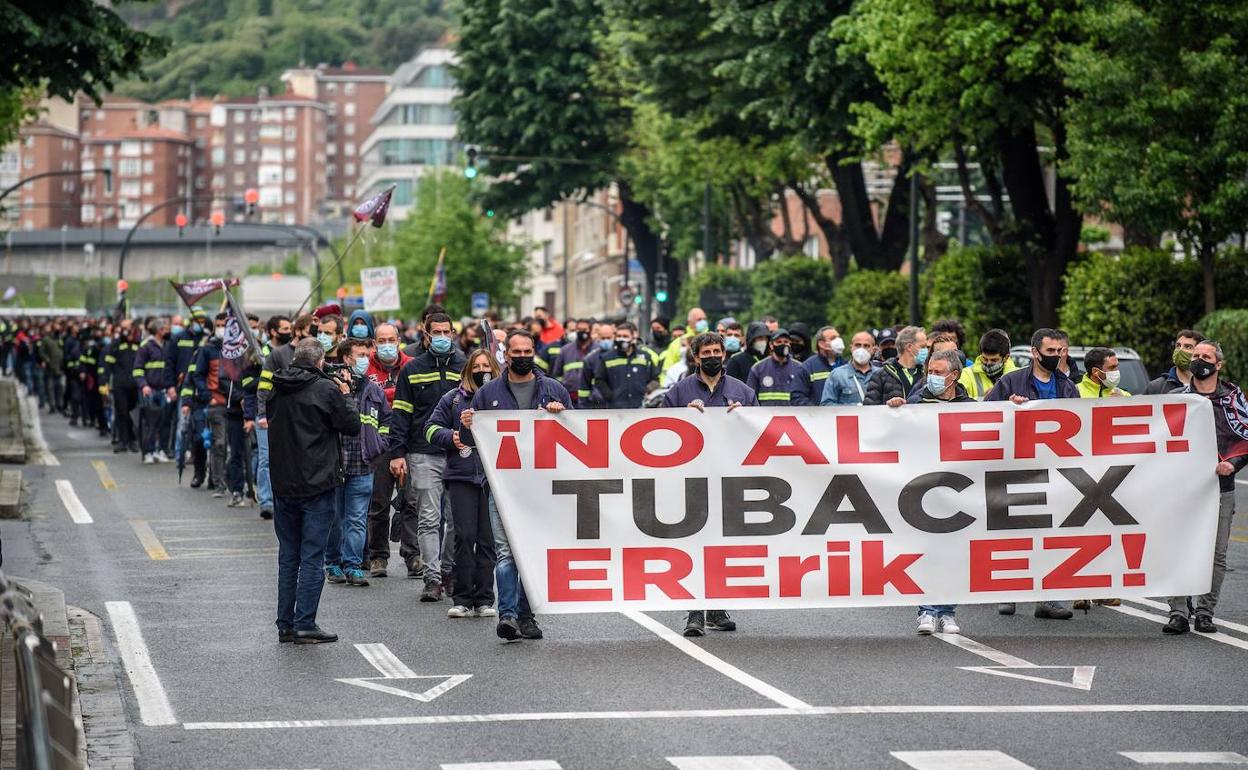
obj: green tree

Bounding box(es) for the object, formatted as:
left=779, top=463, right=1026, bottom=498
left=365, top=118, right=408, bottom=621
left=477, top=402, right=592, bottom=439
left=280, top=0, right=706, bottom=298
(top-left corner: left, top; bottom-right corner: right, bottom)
left=749, top=257, right=836, bottom=331
left=0, top=0, right=165, bottom=144
left=1197, top=309, right=1248, bottom=387
left=923, top=246, right=1033, bottom=351
left=827, top=269, right=910, bottom=335
left=1063, top=0, right=1248, bottom=314
left=375, top=170, right=528, bottom=318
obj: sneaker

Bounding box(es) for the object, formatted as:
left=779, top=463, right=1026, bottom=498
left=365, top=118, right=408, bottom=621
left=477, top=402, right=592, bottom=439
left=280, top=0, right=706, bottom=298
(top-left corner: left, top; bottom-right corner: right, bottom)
left=496, top=617, right=521, bottom=641
left=211, top=486, right=226, bottom=499
left=368, top=558, right=388, bottom=578
left=405, top=557, right=423, bottom=578
left=154, top=450, right=171, bottom=463
left=259, top=508, right=273, bottom=521
left=420, top=580, right=444, bottom=602
left=1194, top=615, right=1217, bottom=634
left=227, top=493, right=245, bottom=507
left=1163, top=614, right=1190, bottom=635
left=143, top=453, right=155, bottom=464
left=325, top=565, right=347, bottom=584
left=939, top=616, right=961, bottom=635
left=475, top=606, right=497, bottom=618
left=916, top=614, right=937, bottom=635
left=683, top=611, right=705, bottom=637
left=997, top=602, right=1016, bottom=616
left=447, top=605, right=472, bottom=618
left=1034, top=601, right=1074, bottom=620
left=346, top=569, right=370, bottom=587
left=706, top=610, right=736, bottom=632
left=517, top=615, right=543, bottom=639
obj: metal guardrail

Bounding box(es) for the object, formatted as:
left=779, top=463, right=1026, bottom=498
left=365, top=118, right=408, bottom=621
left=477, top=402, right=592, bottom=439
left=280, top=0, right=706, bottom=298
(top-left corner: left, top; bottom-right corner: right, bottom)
left=0, top=570, right=81, bottom=770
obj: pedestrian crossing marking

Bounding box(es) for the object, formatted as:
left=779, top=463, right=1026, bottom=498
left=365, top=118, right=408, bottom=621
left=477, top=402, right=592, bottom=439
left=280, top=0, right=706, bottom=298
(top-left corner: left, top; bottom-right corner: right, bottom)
left=667, top=757, right=796, bottom=769
left=92, top=460, right=117, bottom=489
left=130, top=520, right=170, bottom=560
left=891, top=750, right=1035, bottom=769
left=1120, top=752, right=1248, bottom=764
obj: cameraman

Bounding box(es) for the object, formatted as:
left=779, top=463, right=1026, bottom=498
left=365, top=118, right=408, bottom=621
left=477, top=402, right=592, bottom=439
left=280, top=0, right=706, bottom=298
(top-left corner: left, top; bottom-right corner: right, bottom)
left=268, top=338, right=360, bottom=645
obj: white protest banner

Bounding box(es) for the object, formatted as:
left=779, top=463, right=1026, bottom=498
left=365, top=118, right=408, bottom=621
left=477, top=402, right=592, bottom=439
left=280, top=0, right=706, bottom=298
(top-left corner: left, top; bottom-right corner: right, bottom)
left=361, top=266, right=401, bottom=311
left=472, top=396, right=1220, bottom=613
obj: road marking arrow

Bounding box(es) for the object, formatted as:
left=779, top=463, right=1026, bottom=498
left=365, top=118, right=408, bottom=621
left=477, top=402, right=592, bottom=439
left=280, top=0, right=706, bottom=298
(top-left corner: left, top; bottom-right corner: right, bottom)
left=336, top=643, right=471, bottom=702
left=935, top=634, right=1096, bottom=691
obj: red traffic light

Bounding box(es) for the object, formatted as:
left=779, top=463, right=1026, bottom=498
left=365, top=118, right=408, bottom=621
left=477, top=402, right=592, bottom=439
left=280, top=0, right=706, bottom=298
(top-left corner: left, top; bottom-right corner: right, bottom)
left=175, top=213, right=188, bottom=228
left=210, top=211, right=225, bottom=227
left=244, top=188, right=259, bottom=205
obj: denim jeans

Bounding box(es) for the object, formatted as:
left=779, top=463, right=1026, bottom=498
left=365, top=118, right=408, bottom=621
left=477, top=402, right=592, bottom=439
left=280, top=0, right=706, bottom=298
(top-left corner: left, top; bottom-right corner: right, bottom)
left=273, top=489, right=336, bottom=631
left=330, top=474, right=374, bottom=571
left=255, top=425, right=273, bottom=511
left=918, top=605, right=957, bottom=616
left=488, top=492, right=530, bottom=620
left=1169, top=489, right=1236, bottom=618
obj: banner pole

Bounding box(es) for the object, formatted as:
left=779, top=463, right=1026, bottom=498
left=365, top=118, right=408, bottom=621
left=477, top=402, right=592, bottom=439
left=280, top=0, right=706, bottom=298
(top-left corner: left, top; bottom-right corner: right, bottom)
left=294, top=224, right=367, bottom=317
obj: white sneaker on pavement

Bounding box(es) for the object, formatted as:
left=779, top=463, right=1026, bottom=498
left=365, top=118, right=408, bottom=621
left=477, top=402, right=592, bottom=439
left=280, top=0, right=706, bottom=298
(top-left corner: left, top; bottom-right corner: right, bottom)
left=447, top=605, right=472, bottom=618
left=154, top=450, right=170, bottom=463
left=939, top=616, right=960, bottom=634
left=475, top=606, right=497, bottom=618
left=916, top=614, right=936, bottom=635
left=143, top=453, right=155, bottom=464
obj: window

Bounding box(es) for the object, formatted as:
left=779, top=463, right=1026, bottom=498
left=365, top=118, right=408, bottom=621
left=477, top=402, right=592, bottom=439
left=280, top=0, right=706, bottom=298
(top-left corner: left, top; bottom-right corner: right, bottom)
left=284, top=167, right=296, bottom=182
left=22, top=156, right=33, bottom=169
left=384, top=103, right=457, bottom=126
left=371, top=138, right=456, bottom=166
left=120, top=141, right=141, bottom=157
left=195, top=117, right=206, bottom=129
left=259, top=165, right=282, bottom=184
left=344, top=103, right=356, bottom=117
left=142, top=159, right=154, bottom=175
left=284, top=147, right=296, bottom=161
left=104, top=145, right=114, bottom=157
left=284, top=212, right=296, bottom=225
left=260, top=147, right=283, bottom=163
left=95, top=110, right=105, bottom=121
left=233, top=149, right=246, bottom=164
left=142, top=141, right=153, bottom=153
left=327, top=163, right=336, bottom=176
left=327, top=143, right=337, bottom=156
left=120, top=180, right=140, bottom=197
left=259, top=125, right=282, bottom=140
left=233, top=171, right=245, bottom=185
left=344, top=122, right=355, bottom=136
left=284, top=190, right=295, bottom=204
left=344, top=142, right=355, bottom=156
left=326, top=83, right=337, bottom=95
left=284, top=107, right=296, bottom=120
left=81, top=204, right=95, bottom=221
left=344, top=82, right=356, bottom=95
left=195, top=177, right=206, bottom=189
left=211, top=148, right=225, bottom=167
left=344, top=162, right=355, bottom=176
left=284, top=126, right=296, bottom=141
left=142, top=181, right=154, bottom=195
left=233, top=111, right=244, bottom=124
left=235, top=130, right=246, bottom=143
left=119, top=159, right=140, bottom=176
left=345, top=185, right=355, bottom=198
left=413, top=65, right=455, bottom=89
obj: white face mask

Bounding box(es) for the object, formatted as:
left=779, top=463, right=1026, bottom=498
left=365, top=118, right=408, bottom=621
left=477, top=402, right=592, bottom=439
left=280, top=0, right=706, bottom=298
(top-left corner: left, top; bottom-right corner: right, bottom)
left=1103, top=369, right=1121, bottom=388
left=830, top=337, right=846, bottom=356
left=214, top=327, right=225, bottom=340
left=851, top=347, right=872, bottom=366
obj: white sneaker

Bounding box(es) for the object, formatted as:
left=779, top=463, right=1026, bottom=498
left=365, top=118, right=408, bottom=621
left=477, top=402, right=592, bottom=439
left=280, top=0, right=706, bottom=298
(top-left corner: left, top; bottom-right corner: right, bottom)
left=143, top=453, right=155, bottom=464
left=916, top=614, right=936, bottom=635
left=939, top=616, right=961, bottom=635
left=154, top=450, right=170, bottom=463
left=474, top=606, right=497, bottom=618
left=447, top=605, right=472, bottom=618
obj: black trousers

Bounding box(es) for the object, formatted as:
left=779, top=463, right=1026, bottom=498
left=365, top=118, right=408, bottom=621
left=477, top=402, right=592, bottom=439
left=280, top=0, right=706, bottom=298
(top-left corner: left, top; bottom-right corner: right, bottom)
left=365, top=454, right=414, bottom=562
left=112, top=385, right=139, bottom=448
left=445, top=480, right=495, bottom=608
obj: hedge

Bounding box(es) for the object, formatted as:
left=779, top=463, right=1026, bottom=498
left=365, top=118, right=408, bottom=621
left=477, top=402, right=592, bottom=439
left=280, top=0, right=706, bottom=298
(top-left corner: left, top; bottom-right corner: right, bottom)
left=748, top=256, right=836, bottom=331
left=923, top=245, right=1033, bottom=355
left=827, top=269, right=910, bottom=335
left=1197, top=309, right=1248, bottom=387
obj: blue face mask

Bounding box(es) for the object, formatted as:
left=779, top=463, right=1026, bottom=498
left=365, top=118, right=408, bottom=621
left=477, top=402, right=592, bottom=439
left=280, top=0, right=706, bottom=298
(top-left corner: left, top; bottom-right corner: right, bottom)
left=317, top=333, right=334, bottom=351
left=724, top=336, right=742, bottom=353
left=915, top=347, right=929, bottom=366
left=171, top=325, right=184, bottom=337
left=430, top=336, right=454, bottom=355
left=352, top=356, right=370, bottom=376
left=694, top=320, right=710, bottom=334
left=925, top=373, right=948, bottom=395
left=598, top=339, right=613, bottom=352
left=350, top=324, right=369, bottom=339
left=377, top=343, right=398, bottom=362
left=190, top=322, right=203, bottom=335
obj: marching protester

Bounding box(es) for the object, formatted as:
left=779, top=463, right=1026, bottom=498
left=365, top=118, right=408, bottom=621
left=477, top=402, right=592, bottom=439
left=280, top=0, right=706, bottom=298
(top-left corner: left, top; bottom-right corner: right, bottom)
left=821, top=330, right=877, bottom=406
left=1146, top=329, right=1205, bottom=394
left=1078, top=347, right=1130, bottom=398
left=552, top=318, right=593, bottom=407
left=460, top=329, right=571, bottom=641
left=959, top=329, right=1016, bottom=400
left=791, top=325, right=843, bottom=406
left=863, top=326, right=926, bottom=405
left=747, top=328, right=802, bottom=404
left=103, top=318, right=141, bottom=453
left=590, top=322, right=659, bottom=409
left=363, top=322, right=412, bottom=577
left=268, top=338, right=360, bottom=644
left=427, top=348, right=498, bottom=618
left=727, top=321, right=769, bottom=383
left=135, top=319, right=176, bottom=464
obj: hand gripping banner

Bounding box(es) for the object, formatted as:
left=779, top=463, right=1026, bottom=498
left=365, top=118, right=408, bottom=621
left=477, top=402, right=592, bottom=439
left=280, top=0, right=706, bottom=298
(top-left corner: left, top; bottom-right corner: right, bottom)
left=472, top=396, right=1220, bottom=613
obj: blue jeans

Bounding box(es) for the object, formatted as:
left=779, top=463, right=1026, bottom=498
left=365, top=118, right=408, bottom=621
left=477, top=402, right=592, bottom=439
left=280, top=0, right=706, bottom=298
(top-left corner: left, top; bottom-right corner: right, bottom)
left=331, top=474, right=374, bottom=571
left=255, top=425, right=273, bottom=511
left=273, top=489, right=335, bottom=631
left=919, top=605, right=956, bottom=617
left=488, top=492, right=530, bottom=620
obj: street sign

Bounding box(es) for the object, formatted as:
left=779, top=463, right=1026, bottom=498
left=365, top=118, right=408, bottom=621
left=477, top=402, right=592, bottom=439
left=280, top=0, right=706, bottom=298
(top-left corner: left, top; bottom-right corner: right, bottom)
left=360, top=266, right=401, bottom=311
left=618, top=284, right=637, bottom=307
left=700, top=286, right=751, bottom=316
left=471, top=292, right=490, bottom=318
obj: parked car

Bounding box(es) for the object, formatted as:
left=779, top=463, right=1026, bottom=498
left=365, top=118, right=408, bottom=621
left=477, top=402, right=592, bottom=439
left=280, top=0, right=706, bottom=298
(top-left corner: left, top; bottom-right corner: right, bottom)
left=1009, top=345, right=1151, bottom=394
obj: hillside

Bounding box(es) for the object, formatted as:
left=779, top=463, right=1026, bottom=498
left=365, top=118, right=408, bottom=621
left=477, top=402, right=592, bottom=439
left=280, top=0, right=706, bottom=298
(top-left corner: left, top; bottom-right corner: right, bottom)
left=115, top=0, right=452, bottom=101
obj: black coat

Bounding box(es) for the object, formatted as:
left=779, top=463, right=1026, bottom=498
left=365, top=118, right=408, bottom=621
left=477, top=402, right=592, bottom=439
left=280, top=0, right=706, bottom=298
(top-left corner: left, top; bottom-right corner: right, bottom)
left=863, top=361, right=923, bottom=405
left=267, top=364, right=360, bottom=499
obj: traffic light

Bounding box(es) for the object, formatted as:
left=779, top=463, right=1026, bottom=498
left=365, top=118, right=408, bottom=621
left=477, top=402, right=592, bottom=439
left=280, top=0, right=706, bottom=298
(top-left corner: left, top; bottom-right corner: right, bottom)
left=654, top=271, right=669, bottom=303
left=464, top=146, right=479, bottom=179
left=485, top=208, right=495, bottom=218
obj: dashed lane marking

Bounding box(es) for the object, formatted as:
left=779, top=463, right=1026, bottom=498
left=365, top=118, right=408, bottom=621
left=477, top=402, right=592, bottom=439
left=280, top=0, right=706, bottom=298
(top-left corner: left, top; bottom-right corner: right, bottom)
left=1105, top=604, right=1248, bottom=652
left=130, top=520, right=170, bottom=560
left=181, top=703, right=1248, bottom=731
left=106, top=601, right=177, bottom=726
left=667, top=756, right=797, bottom=769
left=92, top=460, right=117, bottom=489
left=891, top=751, right=1034, bottom=769
left=1120, top=752, right=1248, bottom=764
left=621, top=611, right=813, bottom=711
left=55, top=479, right=93, bottom=523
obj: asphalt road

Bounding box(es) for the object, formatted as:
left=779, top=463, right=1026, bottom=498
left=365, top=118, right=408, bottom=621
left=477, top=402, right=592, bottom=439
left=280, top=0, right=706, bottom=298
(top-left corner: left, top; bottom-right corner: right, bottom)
left=4, top=398, right=1248, bottom=769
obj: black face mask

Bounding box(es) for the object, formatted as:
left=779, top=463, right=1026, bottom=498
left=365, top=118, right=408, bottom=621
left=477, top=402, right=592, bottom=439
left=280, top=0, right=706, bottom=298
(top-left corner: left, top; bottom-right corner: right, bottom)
left=773, top=344, right=790, bottom=359
left=275, top=332, right=293, bottom=346
left=576, top=330, right=590, bottom=344
left=509, top=356, right=535, bottom=375
left=653, top=331, right=671, bottom=347
left=1189, top=358, right=1217, bottom=380
left=880, top=347, right=898, bottom=361
left=698, top=356, right=723, bottom=377
left=614, top=339, right=632, bottom=355
left=1037, top=353, right=1061, bottom=372
left=472, top=371, right=490, bottom=388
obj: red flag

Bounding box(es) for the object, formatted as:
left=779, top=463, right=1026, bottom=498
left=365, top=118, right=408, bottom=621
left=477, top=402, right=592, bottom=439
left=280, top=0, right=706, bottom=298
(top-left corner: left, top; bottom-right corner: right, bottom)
left=353, top=185, right=396, bottom=228
left=170, top=277, right=239, bottom=309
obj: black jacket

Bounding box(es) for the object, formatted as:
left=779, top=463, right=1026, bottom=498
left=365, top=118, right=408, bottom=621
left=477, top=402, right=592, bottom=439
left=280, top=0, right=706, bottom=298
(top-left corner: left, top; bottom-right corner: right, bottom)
left=267, top=364, right=360, bottom=499
left=389, top=348, right=466, bottom=456
left=863, top=361, right=923, bottom=405
left=1145, top=366, right=1186, bottom=395
left=726, top=349, right=762, bottom=383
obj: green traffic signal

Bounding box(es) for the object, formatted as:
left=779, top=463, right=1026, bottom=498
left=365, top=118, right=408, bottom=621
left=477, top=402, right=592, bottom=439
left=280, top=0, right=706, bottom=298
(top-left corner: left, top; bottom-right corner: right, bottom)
left=633, top=294, right=643, bottom=306
left=464, top=166, right=479, bottom=179
left=485, top=209, right=495, bottom=217
left=654, top=290, right=668, bottom=303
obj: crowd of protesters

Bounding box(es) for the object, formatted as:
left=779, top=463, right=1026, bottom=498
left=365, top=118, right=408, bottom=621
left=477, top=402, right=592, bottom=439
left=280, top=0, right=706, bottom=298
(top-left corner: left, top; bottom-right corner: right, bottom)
left=1, top=300, right=1242, bottom=644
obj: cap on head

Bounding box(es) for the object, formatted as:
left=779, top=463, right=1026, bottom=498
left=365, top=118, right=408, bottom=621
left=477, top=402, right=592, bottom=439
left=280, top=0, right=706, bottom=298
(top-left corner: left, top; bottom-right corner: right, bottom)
left=770, top=328, right=791, bottom=342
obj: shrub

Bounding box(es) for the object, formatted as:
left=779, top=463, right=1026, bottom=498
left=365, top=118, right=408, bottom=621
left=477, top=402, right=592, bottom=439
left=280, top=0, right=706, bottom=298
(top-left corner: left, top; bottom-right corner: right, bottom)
left=1197, top=309, right=1248, bottom=387
left=676, top=263, right=752, bottom=322
left=923, top=246, right=1033, bottom=355
left=827, top=269, right=910, bottom=335
left=748, top=256, right=836, bottom=330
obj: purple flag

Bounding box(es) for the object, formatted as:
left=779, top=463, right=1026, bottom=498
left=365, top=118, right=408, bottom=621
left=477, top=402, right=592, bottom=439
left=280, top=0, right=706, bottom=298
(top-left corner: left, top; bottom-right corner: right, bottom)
left=353, top=185, right=396, bottom=228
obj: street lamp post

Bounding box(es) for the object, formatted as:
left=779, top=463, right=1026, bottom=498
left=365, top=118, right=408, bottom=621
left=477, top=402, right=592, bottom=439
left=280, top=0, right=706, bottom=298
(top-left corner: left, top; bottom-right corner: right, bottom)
left=0, top=168, right=112, bottom=216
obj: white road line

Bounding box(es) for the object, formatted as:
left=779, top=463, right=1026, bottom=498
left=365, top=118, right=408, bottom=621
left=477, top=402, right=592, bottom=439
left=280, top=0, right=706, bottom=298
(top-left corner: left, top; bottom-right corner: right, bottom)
left=668, top=756, right=796, bottom=769
left=1105, top=604, right=1248, bottom=652
left=439, top=758, right=556, bottom=763
left=1236, top=479, right=1248, bottom=486
left=55, top=479, right=93, bottom=524
left=354, top=643, right=418, bottom=678
left=21, top=395, right=59, bottom=465
left=621, top=611, right=812, bottom=711
left=891, top=751, right=1034, bottom=770
left=1120, top=752, right=1248, bottom=764
left=932, top=634, right=1033, bottom=668
left=1123, top=598, right=1248, bottom=637
left=181, top=703, right=1248, bottom=731
left=105, top=601, right=177, bottom=726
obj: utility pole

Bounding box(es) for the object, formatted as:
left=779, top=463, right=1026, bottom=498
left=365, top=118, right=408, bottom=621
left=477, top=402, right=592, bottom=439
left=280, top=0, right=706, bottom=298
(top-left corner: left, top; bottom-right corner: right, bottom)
left=702, top=183, right=713, bottom=265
